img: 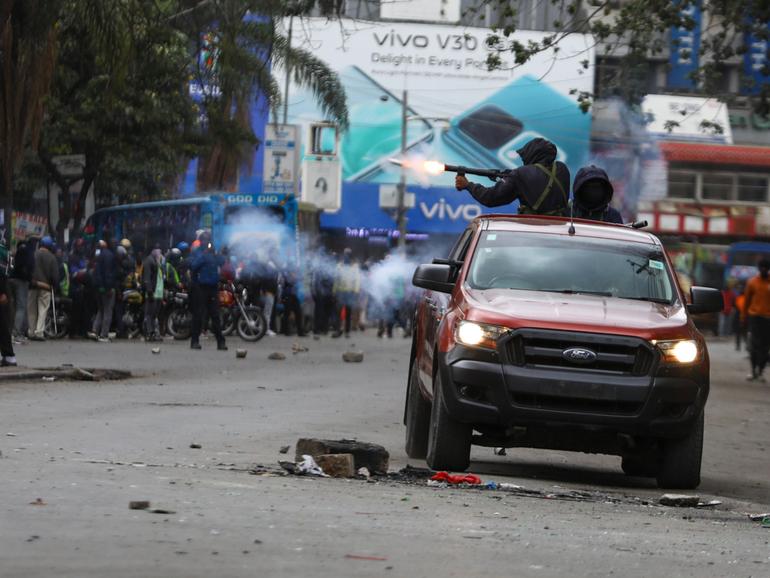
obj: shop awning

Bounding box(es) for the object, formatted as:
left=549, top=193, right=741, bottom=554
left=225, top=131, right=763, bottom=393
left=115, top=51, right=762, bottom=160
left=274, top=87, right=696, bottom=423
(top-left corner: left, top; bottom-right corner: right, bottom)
left=660, top=141, right=770, bottom=168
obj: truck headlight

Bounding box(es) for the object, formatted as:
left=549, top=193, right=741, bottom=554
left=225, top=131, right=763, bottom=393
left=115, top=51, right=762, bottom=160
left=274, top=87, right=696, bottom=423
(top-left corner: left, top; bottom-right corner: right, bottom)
left=656, top=339, right=699, bottom=364
left=456, top=321, right=506, bottom=350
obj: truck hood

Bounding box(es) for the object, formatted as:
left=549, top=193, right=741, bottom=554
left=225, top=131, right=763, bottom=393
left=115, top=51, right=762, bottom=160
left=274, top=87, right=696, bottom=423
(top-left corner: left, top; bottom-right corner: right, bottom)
left=466, top=288, right=689, bottom=336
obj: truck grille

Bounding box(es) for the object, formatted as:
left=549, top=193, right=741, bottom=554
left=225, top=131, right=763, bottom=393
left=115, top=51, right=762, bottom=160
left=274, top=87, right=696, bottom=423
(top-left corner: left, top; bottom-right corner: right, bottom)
left=504, top=329, right=655, bottom=377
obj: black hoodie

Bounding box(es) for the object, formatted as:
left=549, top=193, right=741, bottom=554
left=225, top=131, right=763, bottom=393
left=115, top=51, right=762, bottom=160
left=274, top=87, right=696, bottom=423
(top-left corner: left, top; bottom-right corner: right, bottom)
left=572, top=165, right=623, bottom=224
left=463, top=138, right=570, bottom=216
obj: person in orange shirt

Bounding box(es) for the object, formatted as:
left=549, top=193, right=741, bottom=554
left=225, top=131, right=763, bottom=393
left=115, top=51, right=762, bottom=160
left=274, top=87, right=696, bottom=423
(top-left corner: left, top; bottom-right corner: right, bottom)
left=743, top=259, right=770, bottom=381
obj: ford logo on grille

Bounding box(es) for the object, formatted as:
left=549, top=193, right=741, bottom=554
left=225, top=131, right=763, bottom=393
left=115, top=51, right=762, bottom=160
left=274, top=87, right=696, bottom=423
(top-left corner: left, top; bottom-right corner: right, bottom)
left=562, top=347, right=597, bottom=364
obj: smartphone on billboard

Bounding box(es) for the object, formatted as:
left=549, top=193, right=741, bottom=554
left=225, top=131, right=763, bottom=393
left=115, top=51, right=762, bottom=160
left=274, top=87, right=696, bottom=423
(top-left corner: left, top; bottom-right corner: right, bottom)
left=340, top=66, right=433, bottom=182
left=442, top=75, right=583, bottom=169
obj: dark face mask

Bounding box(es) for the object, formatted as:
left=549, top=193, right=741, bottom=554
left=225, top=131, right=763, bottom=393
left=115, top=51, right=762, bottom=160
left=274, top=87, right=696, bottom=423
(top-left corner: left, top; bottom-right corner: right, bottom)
left=579, top=181, right=608, bottom=210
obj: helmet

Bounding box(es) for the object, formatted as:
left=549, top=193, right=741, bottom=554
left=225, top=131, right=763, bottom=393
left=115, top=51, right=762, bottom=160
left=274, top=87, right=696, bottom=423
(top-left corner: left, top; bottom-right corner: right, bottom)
left=120, top=238, right=132, bottom=249
left=191, top=239, right=202, bottom=250
left=41, top=236, right=55, bottom=249
left=169, top=248, right=182, bottom=261
left=176, top=241, right=189, bottom=252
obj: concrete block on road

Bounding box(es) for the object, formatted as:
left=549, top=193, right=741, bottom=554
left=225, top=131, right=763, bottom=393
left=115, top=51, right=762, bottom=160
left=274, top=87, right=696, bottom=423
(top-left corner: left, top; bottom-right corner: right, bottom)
left=295, top=438, right=389, bottom=474
left=315, top=453, right=355, bottom=478
left=659, top=494, right=700, bottom=507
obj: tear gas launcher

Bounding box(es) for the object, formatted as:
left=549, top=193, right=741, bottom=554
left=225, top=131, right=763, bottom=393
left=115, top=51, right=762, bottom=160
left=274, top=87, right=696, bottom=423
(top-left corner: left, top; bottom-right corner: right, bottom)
left=388, top=158, right=510, bottom=182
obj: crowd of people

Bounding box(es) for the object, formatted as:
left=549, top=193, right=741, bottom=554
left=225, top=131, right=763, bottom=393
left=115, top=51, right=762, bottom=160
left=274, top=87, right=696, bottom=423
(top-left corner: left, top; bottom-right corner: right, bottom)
left=0, top=233, right=420, bottom=366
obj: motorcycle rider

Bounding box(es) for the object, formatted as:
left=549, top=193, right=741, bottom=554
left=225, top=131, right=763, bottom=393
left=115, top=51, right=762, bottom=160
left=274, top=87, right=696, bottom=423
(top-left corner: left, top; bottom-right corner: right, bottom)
left=455, top=137, right=570, bottom=216
left=571, top=165, right=623, bottom=224
left=189, top=235, right=227, bottom=351
left=142, top=246, right=165, bottom=342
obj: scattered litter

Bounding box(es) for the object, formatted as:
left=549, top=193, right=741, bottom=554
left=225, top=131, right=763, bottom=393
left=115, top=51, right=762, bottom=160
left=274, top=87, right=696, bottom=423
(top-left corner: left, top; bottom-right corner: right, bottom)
left=6, top=432, right=16, bottom=437
left=278, top=454, right=328, bottom=477
left=189, top=443, right=202, bottom=449
left=292, top=343, right=309, bottom=354
left=493, top=447, right=507, bottom=456
left=697, top=500, right=722, bottom=508
left=151, top=348, right=161, bottom=355
left=279, top=445, right=290, bottom=454
left=659, top=494, right=700, bottom=507
left=268, top=352, right=286, bottom=361
left=129, top=501, right=150, bottom=510
left=356, top=467, right=371, bottom=480
left=147, top=508, right=176, bottom=515
left=29, top=498, right=47, bottom=506
left=342, top=351, right=364, bottom=363
left=762, top=516, right=770, bottom=528
left=315, top=454, right=355, bottom=478
left=431, top=471, right=483, bottom=485
left=26, top=535, right=40, bottom=543
left=236, top=349, right=247, bottom=359
left=41, top=376, right=56, bottom=382
left=748, top=513, right=770, bottom=521
left=345, top=554, right=388, bottom=561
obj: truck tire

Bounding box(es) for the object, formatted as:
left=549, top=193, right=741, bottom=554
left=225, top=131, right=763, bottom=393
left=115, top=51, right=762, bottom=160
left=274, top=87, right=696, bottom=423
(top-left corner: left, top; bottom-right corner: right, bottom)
left=405, top=361, right=430, bottom=459
left=621, top=454, right=659, bottom=478
left=426, top=371, right=472, bottom=472
left=656, top=411, right=704, bottom=489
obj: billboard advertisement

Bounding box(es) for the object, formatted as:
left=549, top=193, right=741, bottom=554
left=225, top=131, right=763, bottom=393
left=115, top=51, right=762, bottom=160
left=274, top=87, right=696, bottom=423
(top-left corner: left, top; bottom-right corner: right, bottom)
left=279, top=18, right=594, bottom=232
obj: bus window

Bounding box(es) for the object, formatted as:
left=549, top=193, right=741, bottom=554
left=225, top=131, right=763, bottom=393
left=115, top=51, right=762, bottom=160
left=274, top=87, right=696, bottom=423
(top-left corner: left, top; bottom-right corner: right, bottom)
left=224, top=204, right=285, bottom=225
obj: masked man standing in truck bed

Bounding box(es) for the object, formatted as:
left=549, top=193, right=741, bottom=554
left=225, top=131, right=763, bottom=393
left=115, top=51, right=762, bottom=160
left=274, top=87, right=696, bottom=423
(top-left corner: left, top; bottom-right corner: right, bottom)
left=455, top=137, right=570, bottom=217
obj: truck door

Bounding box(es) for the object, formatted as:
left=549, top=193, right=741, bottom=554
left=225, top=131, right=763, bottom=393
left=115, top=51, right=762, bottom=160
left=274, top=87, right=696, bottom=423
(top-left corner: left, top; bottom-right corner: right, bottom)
left=419, top=226, right=475, bottom=392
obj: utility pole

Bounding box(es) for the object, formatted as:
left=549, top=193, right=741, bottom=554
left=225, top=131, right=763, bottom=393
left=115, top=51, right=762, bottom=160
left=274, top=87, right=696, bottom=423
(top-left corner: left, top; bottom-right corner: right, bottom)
left=396, top=89, right=408, bottom=248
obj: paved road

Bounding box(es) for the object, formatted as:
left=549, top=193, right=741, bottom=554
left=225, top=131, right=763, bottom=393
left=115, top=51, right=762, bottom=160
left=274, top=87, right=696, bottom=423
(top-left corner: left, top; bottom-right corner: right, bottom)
left=1, top=334, right=768, bottom=577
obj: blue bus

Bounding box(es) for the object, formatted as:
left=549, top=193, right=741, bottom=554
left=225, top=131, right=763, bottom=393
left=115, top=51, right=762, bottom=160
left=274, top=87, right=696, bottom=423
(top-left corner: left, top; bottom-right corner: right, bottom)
left=724, top=241, right=770, bottom=283
left=83, top=192, right=302, bottom=260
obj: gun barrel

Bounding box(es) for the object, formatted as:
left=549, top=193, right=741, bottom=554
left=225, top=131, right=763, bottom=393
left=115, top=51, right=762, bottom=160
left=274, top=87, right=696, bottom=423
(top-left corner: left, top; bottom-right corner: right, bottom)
left=444, top=164, right=505, bottom=180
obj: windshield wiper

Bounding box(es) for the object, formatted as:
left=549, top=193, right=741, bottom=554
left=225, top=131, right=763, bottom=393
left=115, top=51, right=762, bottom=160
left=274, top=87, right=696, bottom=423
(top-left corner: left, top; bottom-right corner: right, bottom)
left=543, top=289, right=613, bottom=297
left=621, top=296, right=673, bottom=305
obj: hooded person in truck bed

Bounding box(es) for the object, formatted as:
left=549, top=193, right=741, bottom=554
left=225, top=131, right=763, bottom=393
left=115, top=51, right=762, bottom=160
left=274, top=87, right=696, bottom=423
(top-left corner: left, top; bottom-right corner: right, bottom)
left=572, top=165, right=623, bottom=224
left=454, top=137, right=570, bottom=216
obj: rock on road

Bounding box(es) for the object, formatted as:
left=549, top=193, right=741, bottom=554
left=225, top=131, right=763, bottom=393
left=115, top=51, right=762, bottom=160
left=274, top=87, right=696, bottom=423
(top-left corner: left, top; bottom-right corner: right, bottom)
left=0, top=335, right=768, bottom=577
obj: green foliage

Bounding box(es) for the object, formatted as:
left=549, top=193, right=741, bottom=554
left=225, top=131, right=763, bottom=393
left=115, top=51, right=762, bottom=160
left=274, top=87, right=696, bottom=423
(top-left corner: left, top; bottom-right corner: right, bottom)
left=473, top=0, right=770, bottom=112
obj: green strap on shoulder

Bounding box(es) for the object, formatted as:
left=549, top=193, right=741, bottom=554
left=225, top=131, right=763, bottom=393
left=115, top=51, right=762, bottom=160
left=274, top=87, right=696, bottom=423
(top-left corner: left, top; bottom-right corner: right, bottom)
left=522, top=162, right=567, bottom=214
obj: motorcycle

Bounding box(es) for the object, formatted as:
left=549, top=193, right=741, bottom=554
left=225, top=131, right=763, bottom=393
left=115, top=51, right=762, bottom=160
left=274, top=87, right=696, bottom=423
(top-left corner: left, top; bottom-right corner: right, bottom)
left=166, top=282, right=266, bottom=342
left=44, top=294, right=72, bottom=339
left=120, top=286, right=144, bottom=339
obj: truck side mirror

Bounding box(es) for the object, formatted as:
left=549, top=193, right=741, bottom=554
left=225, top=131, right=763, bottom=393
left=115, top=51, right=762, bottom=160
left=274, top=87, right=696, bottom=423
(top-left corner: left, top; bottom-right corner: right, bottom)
left=413, top=264, right=454, bottom=294
left=687, top=286, right=723, bottom=315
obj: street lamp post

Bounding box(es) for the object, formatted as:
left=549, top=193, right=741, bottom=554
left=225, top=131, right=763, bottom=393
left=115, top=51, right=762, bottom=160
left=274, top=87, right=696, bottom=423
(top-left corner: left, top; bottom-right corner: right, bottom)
left=396, top=90, right=408, bottom=248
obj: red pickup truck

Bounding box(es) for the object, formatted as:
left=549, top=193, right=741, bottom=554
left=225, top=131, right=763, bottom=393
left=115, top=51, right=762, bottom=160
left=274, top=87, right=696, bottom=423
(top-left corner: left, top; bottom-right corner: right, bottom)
left=405, top=215, right=723, bottom=489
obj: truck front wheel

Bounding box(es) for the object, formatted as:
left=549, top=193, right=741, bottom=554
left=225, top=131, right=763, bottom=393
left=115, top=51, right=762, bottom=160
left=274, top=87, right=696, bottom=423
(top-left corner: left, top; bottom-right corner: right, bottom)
left=426, top=371, right=472, bottom=472
left=656, top=411, right=704, bottom=490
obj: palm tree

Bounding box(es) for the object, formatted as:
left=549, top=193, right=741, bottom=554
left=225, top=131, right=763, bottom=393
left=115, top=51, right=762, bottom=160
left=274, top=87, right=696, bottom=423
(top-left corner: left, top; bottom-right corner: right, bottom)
left=0, top=0, right=61, bottom=238
left=178, top=0, right=349, bottom=191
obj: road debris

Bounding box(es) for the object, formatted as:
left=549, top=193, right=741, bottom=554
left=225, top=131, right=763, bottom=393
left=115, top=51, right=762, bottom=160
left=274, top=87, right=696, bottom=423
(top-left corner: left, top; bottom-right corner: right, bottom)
left=315, top=454, right=355, bottom=478
left=747, top=512, right=770, bottom=521
left=356, top=467, right=371, bottom=480
left=41, top=376, right=56, bottom=382
left=342, top=351, right=364, bottom=363
left=189, top=443, right=202, bottom=449
left=6, top=432, right=16, bottom=437
left=151, top=348, right=161, bottom=355
left=762, top=517, right=770, bottom=528
left=431, top=471, right=482, bottom=485
left=279, top=445, right=291, bottom=454
left=291, top=343, right=309, bottom=354
left=29, top=498, right=47, bottom=506
left=295, top=438, right=389, bottom=474
left=659, top=494, right=701, bottom=507
left=268, top=352, right=286, bottom=361
left=235, top=349, right=247, bottom=359
left=279, top=454, right=328, bottom=477
left=129, top=501, right=151, bottom=510
left=697, top=500, right=722, bottom=508
left=345, top=554, right=388, bottom=561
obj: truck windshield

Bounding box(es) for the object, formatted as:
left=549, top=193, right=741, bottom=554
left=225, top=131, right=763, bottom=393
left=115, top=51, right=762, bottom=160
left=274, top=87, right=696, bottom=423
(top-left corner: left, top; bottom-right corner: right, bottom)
left=468, top=232, right=676, bottom=304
